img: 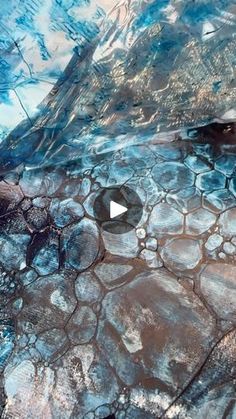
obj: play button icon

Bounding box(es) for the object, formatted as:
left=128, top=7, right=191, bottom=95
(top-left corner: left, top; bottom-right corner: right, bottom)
left=110, top=201, right=127, bottom=219
left=93, top=185, right=143, bottom=234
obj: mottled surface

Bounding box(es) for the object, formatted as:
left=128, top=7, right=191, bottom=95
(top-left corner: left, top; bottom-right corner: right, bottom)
left=0, top=136, right=235, bottom=418
left=0, top=0, right=236, bottom=418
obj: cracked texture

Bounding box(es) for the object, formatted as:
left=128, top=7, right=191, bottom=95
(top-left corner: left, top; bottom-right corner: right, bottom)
left=0, top=1, right=236, bottom=419
left=0, top=135, right=235, bottom=418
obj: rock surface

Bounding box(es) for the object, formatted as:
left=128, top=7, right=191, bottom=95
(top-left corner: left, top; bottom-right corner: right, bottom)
left=160, top=238, right=203, bottom=272
left=97, top=269, right=215, bottom=395
left=1, top=2, right=236, bottom=412
left=200, top=263, right=236, bottom=322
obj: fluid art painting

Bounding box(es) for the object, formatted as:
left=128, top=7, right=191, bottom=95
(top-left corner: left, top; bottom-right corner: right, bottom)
left=0, top=0, right=236, bottom=418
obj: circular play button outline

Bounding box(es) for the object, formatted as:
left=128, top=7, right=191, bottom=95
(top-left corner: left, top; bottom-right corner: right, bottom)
left=93, top=185, right=143, bottom=234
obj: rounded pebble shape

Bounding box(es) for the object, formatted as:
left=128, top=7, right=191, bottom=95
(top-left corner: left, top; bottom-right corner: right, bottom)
left=215, top=155, right=236, bottom=176
left=136, top=228, right=146, bottom=239
left=75, top=272, right=103, bottom=303
left=200, top=263, right=236, bottom=321
left=66, top=306, right=97, bottom=344
left=223, top=242, right=235, bottom=255
left=203, top=189, right=236, bottom=213
left=63, top=218, right=99, bottom=271
left=196, top=170, right=225, bottom=192
left=161, top=238, right=202, bottom=271
left=67, top=233, right=98, bottom=271
left=219, top=208, right=236, bottom=237
left=25, top=207, right=48, bottom=230
left=32, top=242, right=59, bottom=276
left=49, top=198, right=84, bottom=227
left=32, top=197, right=50, bottom=208
left=145, top=237, right=157, bottom=250
left=205, top=234, right=223, bottom=251
left=184, top=155, right=211, bottom=174
left=166, top=187, right=202, bottom=213
left=147, top=203, right=183, bottom=235
left=185, top=208, right=216, bottom=235
left=152, top=162, right=195, bottom=190
left=139, top=249, right=163, bottom=268
left=102, top=229, right=139, bottom=258
left=80, top=177, right=91, bottom=197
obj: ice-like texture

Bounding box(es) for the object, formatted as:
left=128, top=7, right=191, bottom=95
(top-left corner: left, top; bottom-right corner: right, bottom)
left=1, top=1, right=236, bottom=170
left=0, top=137, right=236, bottom=418
left=0, top=1, right=236, bottom=419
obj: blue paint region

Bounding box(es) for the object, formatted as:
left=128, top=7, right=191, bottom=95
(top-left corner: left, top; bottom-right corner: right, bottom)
left=36, top=33, right=51, bottom=61
left=0, top=90, right=11, bottom=106
left=0, top=323, right=15, bottom=371
left=55, top=0, right=90, bottom=8
left=196, top=170, right=226, bottom=192
left=215, top=155, right=236, bottom=176
left=135, top=0, right=170, bottom=29
left=0, top=48, right=22, bottom=102
left=15, top=14, right=34, bottom=31
left=182, top=3, right=217, bottom=23
left=50, top=0, right=100, bottom=43
left=0, top=0, right=103, bottom=144
left=0, top=0, right=235, bottom=173
left=212, top=81, right=222, bottom=93
left=0, top=122, right=44, bottom=172
left=94, top=6, right=105, bottom=20
left=0, top=1, right=15, bottom=15
left=0, top=58, right=11, bottom=74
left=32, top=241, right=59, bottom=275
left=181, top=0, right=232, bottom=24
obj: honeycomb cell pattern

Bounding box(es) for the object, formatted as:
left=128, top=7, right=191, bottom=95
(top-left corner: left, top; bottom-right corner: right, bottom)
left=0, top=131, right=236, bottom=418
left=0, top=0, right=236, bottom=418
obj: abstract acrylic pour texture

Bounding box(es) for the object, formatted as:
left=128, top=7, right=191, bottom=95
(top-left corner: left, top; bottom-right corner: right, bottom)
left=0, top=0, right=236, bottom=418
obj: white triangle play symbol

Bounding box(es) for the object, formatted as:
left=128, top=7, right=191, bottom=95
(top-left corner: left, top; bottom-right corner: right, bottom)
left=110, top=200, right=128, bottom=219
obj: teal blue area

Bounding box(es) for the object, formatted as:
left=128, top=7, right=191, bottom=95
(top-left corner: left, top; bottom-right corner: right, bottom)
left=196, top=170, right=226, bottom=191
left=182, top=3, right=217, bottom=23
left=134, top=0, right=169, bottom=28
left=0, top=323, right=15, bottom=371
left=212, top=81, right=222, bottom=93
left=181, top=0, right=232, bottom=23
left=0, top=0, right=234, bottom=171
